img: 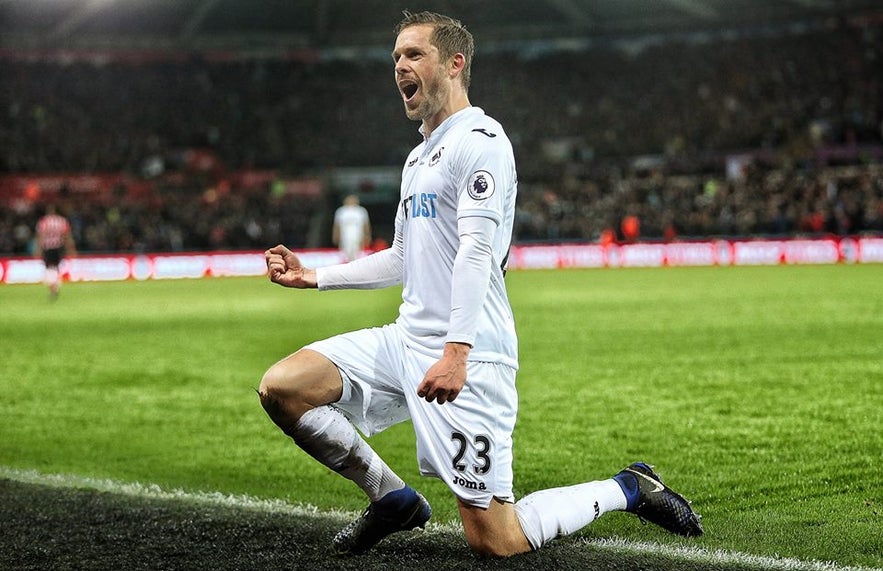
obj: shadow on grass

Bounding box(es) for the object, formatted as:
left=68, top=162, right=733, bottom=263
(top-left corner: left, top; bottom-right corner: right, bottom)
left=1, top=479, right=749, bottom=571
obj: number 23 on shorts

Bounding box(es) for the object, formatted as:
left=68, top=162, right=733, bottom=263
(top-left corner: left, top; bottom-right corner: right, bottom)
left=450, top=431, right=491, bottom=474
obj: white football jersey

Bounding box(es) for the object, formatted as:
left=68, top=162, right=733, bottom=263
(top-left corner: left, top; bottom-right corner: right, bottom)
left=394, top=106, right=518, bottom=368
left=334, top=204, right=369, bottom=246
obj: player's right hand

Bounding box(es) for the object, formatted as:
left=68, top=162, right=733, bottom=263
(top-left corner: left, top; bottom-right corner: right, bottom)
left=265, top=245, right=317, bottom=289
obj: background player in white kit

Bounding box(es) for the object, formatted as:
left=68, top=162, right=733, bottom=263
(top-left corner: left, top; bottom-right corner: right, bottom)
left=260, top=11, right=702, bottom=556
left=332, top=194, right=371, bottom=261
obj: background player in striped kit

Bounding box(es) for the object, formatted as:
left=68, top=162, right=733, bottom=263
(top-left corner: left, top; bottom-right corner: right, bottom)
left=34, top=203, right=76, bottom=300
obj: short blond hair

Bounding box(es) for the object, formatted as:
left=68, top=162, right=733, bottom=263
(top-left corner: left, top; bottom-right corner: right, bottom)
left=395, top=11, right=474, bottom=91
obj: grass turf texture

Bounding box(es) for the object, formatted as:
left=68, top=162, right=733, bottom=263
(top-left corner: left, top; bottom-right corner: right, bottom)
left=1, top=264, right=881, bottom=569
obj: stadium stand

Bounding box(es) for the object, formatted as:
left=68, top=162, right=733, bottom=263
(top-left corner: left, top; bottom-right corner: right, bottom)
left=1, top=16, right=881, bottom=253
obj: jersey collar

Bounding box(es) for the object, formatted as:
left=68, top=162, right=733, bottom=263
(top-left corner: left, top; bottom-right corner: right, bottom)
left=419, top=106, right=484, bottom=144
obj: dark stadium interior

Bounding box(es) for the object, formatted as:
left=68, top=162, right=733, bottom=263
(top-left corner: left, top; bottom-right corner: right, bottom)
left=2, top=5, right=883, bottom=568
left=1, top=0, right=882, bottom=254
left=2, top=0, right=881, bottom=49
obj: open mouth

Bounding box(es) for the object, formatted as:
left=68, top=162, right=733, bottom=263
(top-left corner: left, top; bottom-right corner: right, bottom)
left=400, top=81, right=419, bottom=101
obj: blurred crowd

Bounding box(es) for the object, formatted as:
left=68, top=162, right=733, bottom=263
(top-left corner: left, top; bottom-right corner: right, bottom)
left=1, top=20, right=882, bottom=254
left=514, top=163, right=883, bottom=243
left=0, top=185, right=321, bottom=255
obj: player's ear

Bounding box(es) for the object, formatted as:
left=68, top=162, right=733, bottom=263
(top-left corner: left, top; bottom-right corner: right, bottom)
left=449, top=53, right=466, bottom=80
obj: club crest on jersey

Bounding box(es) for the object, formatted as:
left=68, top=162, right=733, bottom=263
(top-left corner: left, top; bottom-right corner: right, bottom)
left=467, top=170, right=495, bottom=200
left=429, top=147, right=444, bottom=166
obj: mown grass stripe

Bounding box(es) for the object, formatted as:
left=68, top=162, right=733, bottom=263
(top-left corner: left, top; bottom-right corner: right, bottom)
left=3, top=467, right=878, bottom=571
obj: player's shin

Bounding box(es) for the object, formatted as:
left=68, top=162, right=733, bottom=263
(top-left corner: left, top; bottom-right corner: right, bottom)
left=44, top=268, right=59, bottom=288
left=289, top=405, right=406, bottom=502
left=514, top=480, right=628, bottom=549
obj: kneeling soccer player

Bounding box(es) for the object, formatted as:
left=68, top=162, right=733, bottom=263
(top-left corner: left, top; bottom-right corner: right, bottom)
left=258, top=10, right=702, bottom=556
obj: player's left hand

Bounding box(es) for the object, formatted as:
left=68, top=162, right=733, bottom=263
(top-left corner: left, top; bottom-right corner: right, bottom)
left=418, top=343, right=469, bottom=405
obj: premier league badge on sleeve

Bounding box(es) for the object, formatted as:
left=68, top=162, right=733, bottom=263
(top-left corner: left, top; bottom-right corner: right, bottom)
left=467, top=170, right=495, bottom=200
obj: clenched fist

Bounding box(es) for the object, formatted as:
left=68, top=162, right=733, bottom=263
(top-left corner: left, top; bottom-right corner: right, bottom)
left=265, top=245, right=318, bottom=289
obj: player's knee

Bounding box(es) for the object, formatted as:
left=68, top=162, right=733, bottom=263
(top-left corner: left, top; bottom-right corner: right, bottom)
left=259, top=354, right=313, bottom=399
left=258, top=384, right=290, bottom=433
left=258, top=350, right=342, bottom=426
left=257, top=364, right=307, bottom=429
left=460, top=502, right=533, bottom=557
left=463, top=533, right=497, bottom=557
left=462, top=529, right=528, bottom=558
left=258, top=364, right=288, bottom=402
left=463, top=522, right=530, bottom=557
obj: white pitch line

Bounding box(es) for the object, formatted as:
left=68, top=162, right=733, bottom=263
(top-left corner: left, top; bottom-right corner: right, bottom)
left=581, top=537, right=880, bottom=571
left=0, top=466, right=464, bottom=536
left=2, top=467, right=879, bottom=571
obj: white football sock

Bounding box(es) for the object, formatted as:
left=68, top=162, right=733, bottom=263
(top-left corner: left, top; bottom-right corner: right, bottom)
left=292, top=405, right=405, bottom=502
left=514, top=479, right=628, bottom=550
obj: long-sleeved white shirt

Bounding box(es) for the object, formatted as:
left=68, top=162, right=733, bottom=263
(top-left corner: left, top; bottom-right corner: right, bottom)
left=317, top=107, right=518, bottom=369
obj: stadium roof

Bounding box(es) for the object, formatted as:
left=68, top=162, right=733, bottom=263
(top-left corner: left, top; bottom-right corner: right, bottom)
left=2, top=0, right=881, bottom=53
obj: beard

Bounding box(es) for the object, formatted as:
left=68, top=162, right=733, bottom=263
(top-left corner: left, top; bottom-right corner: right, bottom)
left=403, top=71, right=447, bottom=122
left=404, top=100, right=433, bottom=122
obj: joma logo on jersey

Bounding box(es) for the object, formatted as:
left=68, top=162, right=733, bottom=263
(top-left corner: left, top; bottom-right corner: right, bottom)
left=452, top=475, right=487, bottom=491
left=402, top=192, right=438, bottom=219
left=472, top=128, right=497, bottom=138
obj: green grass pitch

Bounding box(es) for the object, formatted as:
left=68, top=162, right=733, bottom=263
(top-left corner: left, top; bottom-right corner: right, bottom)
left=1, top=264, right=881, bottom=569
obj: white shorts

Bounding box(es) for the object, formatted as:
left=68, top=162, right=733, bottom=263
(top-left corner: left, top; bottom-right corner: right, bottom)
left=340, top=238, right=362, bottom=262
left=305, top=323, right=518, bottom=508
